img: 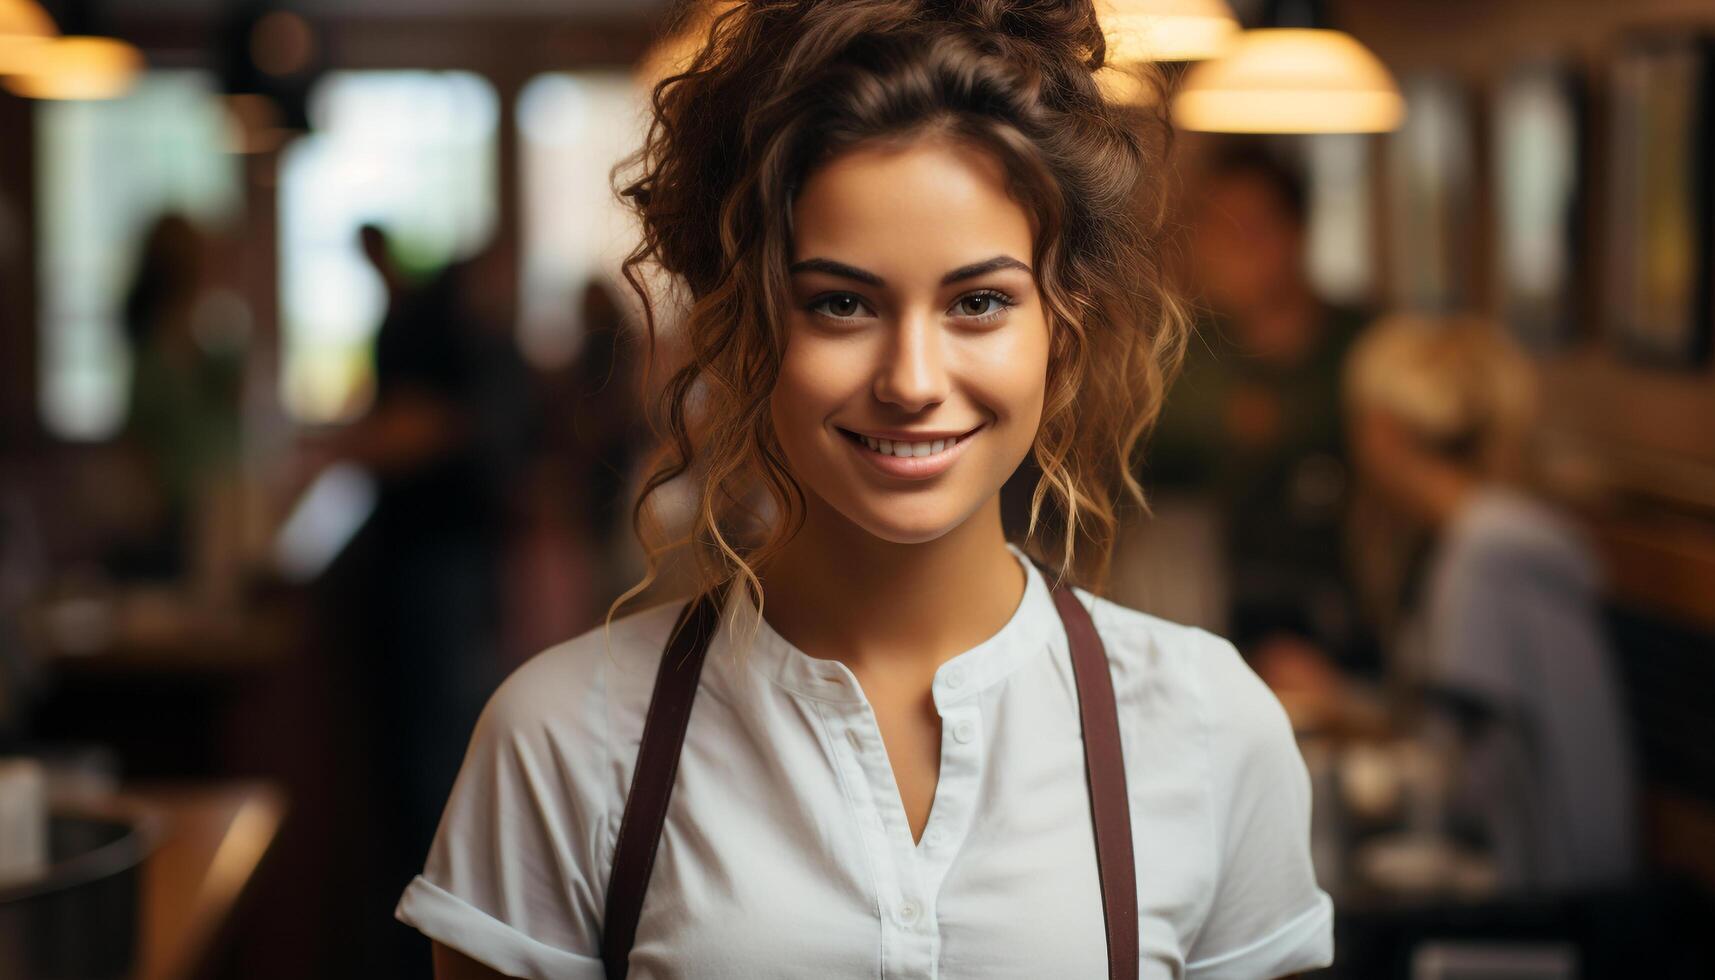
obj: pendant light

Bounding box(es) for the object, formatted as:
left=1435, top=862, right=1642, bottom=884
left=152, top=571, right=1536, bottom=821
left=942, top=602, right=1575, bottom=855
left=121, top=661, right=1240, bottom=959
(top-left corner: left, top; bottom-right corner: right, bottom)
left=1099, top=0, right=1240, bottom=65
left=1171, top=0, right=1402, bottom=133
left=3, top=34, right=143, bottom=100
left=0, top=0, right=53, bottom=37
left=0, top=0, right=55, bottom=74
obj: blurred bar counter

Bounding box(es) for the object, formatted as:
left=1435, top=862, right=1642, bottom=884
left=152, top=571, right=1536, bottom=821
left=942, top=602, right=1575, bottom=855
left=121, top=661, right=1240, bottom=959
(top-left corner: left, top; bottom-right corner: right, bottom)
left=26, top=588, right=297, bottom=676
left=123, top=781, right=286, bottom=980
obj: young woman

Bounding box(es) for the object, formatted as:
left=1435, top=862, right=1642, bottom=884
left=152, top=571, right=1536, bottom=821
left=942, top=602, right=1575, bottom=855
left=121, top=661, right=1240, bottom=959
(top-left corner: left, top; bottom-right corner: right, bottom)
left=397, top=2, right=1332, bottom=977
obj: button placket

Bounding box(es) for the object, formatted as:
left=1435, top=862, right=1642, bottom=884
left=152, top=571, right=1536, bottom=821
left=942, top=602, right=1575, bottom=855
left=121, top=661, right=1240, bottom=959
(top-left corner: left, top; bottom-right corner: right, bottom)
left=818, top=701, right=929, bottom=978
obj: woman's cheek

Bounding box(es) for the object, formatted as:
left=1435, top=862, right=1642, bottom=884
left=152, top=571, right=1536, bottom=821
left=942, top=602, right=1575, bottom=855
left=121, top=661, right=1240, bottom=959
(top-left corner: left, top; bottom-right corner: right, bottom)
left=772, top=334, right=855, bottom=456
left=964, top=321, right=1049, bottom=424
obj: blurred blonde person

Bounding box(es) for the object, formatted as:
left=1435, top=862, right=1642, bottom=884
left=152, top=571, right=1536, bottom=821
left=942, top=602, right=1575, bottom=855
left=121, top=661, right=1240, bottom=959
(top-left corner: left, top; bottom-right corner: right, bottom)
left=1345, top=314, right=1637, bottom=894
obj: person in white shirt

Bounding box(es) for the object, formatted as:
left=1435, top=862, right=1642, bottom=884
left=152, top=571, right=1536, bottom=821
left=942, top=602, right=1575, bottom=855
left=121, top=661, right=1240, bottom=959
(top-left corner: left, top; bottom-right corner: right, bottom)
left=397, top=1, right=1334, bottom=977
left=1344, top=315, right=1638, bottom=894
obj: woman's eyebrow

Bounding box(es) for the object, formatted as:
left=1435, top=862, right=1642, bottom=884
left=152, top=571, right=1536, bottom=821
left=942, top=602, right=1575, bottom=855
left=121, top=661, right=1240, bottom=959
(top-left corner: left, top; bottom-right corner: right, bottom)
left=789, top=255, right=1032, bottom=287
left=788, top=258, right=884, bottom=286
left=940, top=255, right=1032, bottom=284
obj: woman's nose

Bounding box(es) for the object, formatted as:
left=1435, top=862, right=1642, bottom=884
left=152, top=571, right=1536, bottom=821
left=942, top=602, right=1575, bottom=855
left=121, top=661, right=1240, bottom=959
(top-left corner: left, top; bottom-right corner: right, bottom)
left=872, top=311, right=948, bottom=412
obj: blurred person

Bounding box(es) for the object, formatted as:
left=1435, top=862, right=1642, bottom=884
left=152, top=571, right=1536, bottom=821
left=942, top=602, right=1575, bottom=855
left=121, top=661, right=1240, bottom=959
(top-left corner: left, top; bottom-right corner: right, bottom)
left=110, top=214, right=245, bottom=581
left=398, top=4, right=1333, bottom=979
left=498, top=280, right=649, bottom=672
left=1150, top=141, right=1373, bottom=681
left=1345, top=314, right=1638, bottom=894
left=315, top=225, right=521, bottom=974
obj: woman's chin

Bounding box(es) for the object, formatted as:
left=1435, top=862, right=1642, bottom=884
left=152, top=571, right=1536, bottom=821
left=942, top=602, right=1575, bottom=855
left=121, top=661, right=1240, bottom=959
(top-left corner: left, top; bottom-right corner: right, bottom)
left=839, top=498, right=983, bottom=546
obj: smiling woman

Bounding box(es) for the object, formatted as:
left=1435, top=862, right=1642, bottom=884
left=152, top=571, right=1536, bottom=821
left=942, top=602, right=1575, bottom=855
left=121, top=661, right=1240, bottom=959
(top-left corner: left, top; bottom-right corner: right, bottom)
left=616, top=0, right=1191, bottom=605
left=395, top=2, right=1334, bottom=978
left=772, top=138, right=1049, bottom=542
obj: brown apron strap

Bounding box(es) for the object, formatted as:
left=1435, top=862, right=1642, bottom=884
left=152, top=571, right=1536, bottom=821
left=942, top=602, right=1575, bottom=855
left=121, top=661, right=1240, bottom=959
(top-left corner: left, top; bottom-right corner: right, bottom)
left=1046, top=572, right=1141, bottom=980
left=600, top=591, right=722, bottom=980
left=601, top=571, right=1139, bottom=980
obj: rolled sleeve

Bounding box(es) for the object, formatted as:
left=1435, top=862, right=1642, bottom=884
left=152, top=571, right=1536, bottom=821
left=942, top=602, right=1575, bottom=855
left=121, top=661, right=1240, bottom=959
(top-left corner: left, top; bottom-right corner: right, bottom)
left=1185, top=892, right=1333, bottom=979
left=396, top=875, right=605, bottom=980
left=1186, top=631, right=1335, bottom=978
left=394, top=634, right=620, bottom=977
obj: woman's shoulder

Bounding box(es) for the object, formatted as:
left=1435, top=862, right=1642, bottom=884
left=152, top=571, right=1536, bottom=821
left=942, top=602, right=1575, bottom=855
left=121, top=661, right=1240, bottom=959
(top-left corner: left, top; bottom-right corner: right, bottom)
left=475, top=599, right=691, bottom=754
left=1078, top=590, right=1297, bottom=763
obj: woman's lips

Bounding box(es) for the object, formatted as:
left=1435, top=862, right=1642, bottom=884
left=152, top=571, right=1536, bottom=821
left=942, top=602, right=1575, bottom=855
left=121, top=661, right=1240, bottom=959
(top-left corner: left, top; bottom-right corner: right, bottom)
left=836, top=424, right=985, bottom=480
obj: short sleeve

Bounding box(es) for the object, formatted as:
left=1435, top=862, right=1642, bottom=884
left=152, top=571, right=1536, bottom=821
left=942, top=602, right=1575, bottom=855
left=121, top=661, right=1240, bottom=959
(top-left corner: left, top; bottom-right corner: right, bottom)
left=394, top=642, right=615, bottom=979
left=1184, top=632, right=1334, bottom=979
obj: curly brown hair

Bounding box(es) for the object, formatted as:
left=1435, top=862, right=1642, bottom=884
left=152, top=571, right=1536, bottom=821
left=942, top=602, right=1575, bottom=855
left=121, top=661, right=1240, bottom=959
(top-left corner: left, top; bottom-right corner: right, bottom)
left=614, top=0, right=1187, bottom=618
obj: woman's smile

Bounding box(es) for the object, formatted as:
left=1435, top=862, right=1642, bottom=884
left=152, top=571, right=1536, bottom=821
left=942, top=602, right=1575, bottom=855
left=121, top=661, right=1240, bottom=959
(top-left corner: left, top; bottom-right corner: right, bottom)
left=835, top=423, right=987, bottom=480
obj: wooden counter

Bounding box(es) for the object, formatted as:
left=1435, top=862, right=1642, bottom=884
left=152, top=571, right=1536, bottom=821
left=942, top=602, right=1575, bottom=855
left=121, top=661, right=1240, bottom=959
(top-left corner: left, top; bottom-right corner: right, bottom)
left=117, top=781, right=286, bottom=980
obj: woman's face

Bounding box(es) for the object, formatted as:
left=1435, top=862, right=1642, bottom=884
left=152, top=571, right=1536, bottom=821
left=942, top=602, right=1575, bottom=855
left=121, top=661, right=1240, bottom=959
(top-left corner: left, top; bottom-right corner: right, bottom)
left=770, top=135, right=1050, bottom=544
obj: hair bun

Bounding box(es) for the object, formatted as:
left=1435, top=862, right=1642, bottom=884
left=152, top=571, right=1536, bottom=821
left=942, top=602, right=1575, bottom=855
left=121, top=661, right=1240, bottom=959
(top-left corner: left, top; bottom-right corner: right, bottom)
left=927, top=0, right=1107, bottom=69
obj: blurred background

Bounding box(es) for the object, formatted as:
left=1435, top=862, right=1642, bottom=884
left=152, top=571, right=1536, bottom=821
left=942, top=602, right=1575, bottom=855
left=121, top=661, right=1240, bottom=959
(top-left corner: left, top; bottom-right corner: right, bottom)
left=0, top=0, right=1711, bottom=978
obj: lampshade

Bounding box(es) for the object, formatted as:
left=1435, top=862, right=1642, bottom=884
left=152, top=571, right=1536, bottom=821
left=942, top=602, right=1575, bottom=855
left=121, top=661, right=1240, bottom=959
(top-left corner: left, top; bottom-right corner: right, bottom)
left=0, top=0, right=56, bottom=73
left=1099, top=0, right=1239, bottom=64
left=0, top=0, right=53, bottom=38
left=3, top=36, right=143, bottom=100
left=1172, top=28, right=1403, bottom=133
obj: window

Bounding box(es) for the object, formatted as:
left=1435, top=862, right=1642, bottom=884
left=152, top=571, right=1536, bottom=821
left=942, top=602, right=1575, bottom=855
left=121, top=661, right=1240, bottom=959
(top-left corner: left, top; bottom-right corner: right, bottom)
left=517, top=71, right=646, bottom=368
left=278, top=70, right=498, bottom=423
left=36, top=71, right=240, bottom=440
left=1305, top=134, right=1373, bottom=308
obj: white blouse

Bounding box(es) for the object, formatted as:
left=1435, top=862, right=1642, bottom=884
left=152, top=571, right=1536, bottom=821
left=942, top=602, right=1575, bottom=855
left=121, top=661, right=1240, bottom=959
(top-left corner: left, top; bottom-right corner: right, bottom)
left=397, top=547, right=1333, bottom=978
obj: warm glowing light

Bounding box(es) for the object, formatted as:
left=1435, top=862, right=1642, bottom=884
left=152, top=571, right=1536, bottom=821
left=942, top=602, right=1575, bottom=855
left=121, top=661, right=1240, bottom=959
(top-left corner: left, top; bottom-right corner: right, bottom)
left=1173, top=28, right=1403, bottom=133
left=3, top=36, right=143, bottom=100
left=1100, top=0, right=1238, bottom=64
left=0, top=0, right=56, bottom=73
left=0, top=0, right=53, bottom=38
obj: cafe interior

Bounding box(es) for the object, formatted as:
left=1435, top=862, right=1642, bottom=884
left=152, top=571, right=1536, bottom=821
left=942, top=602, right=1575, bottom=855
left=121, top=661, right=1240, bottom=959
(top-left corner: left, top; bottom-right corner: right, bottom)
left=1, top=0, right=1713, bottom=977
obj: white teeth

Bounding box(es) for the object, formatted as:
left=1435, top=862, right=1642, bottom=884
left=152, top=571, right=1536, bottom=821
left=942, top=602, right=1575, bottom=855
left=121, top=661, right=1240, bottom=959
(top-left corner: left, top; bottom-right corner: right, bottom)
left=852, top=433, right=968, bottom=456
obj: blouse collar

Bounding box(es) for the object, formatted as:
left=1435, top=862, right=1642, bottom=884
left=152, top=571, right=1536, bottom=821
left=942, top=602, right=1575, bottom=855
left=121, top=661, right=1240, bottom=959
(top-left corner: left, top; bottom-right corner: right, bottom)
left=729, top=544, right=1060, bottom=710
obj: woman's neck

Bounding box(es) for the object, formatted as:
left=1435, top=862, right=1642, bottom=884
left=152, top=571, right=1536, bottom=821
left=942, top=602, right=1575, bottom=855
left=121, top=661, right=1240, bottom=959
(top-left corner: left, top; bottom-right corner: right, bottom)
left=757, top=493, right=1025, bottom=674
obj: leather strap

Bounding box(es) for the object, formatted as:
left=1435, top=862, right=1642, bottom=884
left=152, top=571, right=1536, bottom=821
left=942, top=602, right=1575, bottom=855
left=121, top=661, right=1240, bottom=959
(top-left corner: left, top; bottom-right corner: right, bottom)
left=1047, top=572, right=1140, bottom=980
left=601, top=572, right=1138, bottom=980
left=600, top=592, right=722, bottom=980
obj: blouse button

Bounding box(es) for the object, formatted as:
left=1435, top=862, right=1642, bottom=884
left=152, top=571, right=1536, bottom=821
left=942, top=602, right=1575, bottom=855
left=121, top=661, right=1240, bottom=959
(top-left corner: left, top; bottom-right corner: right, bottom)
left=897, top=900, right=921, bottom=924
left=943, top=666, right=967, bottom=690
left=953, top=720, right=976, bottom=744
left=925, top=827, right=947, bottom=847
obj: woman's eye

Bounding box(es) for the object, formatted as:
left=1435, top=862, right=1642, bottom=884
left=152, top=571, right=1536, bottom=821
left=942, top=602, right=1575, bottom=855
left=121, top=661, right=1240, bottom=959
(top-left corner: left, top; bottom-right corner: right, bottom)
left=810, top=293, right=868, bottom=319
left=952, top=290, right=1014, bottom=319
